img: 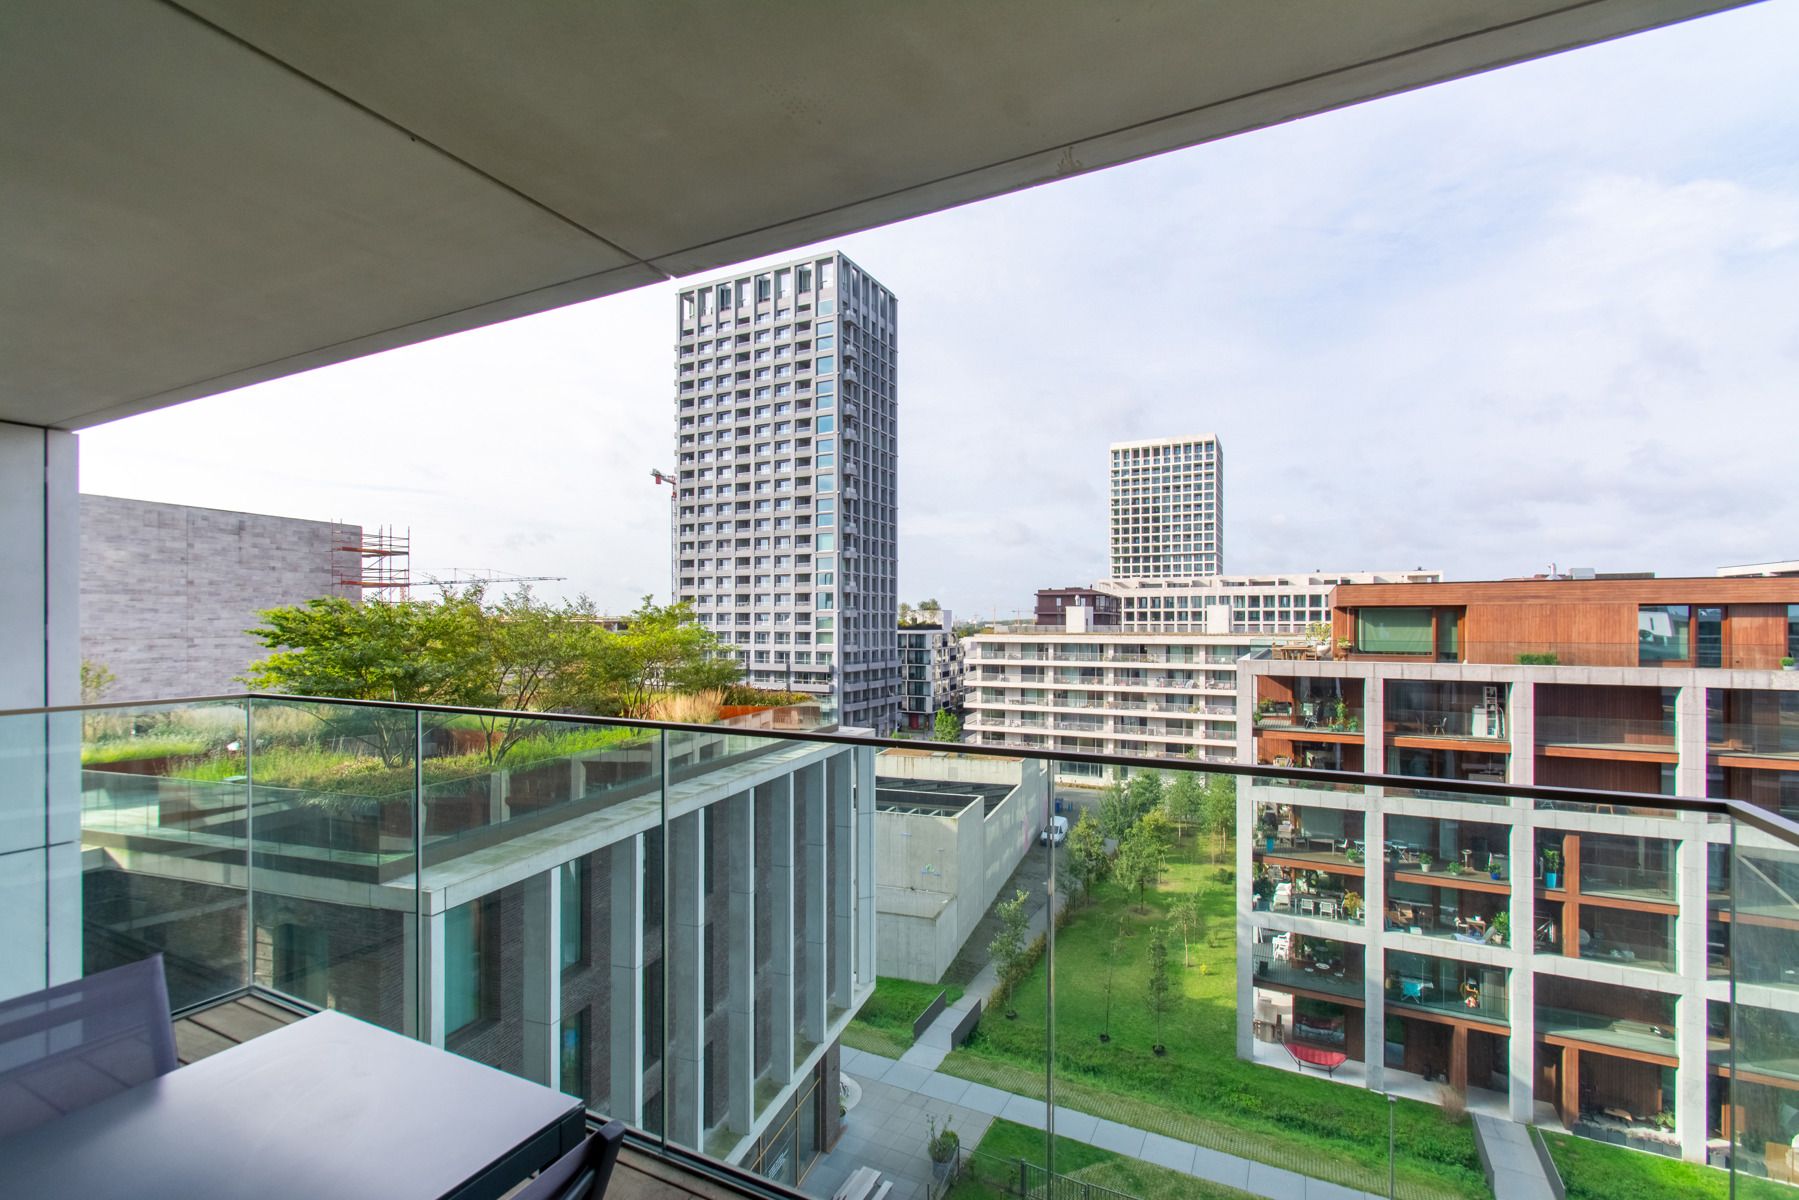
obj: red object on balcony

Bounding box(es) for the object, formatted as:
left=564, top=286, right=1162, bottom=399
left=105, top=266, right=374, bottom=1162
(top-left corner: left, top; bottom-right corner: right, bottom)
left=1285, top=1041, right=1348, bottom=1077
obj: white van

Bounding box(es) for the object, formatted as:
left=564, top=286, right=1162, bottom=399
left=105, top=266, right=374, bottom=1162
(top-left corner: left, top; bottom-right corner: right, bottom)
left=1040, top=815, right=1068, bottom=845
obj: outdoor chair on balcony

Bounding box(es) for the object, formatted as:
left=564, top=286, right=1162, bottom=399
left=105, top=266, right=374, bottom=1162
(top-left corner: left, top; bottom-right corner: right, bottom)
left=0, top=954, right=176, bottom=1139
left=515, top=1119, right=625, bottom=1200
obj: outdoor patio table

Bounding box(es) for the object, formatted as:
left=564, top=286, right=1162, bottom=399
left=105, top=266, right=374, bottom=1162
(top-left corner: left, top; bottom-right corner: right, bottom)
left=0, top=1009, right=584, bottom=1200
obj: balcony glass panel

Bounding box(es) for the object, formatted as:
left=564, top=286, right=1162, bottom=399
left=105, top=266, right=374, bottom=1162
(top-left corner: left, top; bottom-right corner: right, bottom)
left=1384, top=951, right=1508, bottom=1024
left=75, top=699, right=253, bottom=1012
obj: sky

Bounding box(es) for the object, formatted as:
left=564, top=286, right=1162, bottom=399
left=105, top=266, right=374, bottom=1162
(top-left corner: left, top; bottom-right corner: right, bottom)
left=80, top=3, right=1799, bottom=623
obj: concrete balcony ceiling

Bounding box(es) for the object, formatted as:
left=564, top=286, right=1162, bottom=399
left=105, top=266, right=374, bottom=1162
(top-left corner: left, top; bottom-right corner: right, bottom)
left=2, top=0, right=1749, bottom=429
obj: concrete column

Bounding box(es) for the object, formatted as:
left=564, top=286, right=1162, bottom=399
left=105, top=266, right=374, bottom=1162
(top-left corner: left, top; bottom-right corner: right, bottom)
left=1508, top=678, right=1535, bottom=786
left=1363, top=666, right=1386, bottom=773
left=1362, top=788, right=1386, bottom=1093
left=608, top=837, right=645, bottom=1125
left=800, top=763, right=828, bottom=1044
left=407, top=908, right=446, bottom=1048
left=1507, top=799, right=1537, bottom=1124
left=725, top=791, right=756, bottom=1134
left=767, top=776, right=797, bottom=1079
left=829, top=751, right=854, bottom=1009
left=1674, top=684, right=1707, bottom=799
left=521, top=866, right=562, bottom=1089
left=1674, top=814, right=1709, bottom=1161
left=0, top=423, right=80, bottom=1001
left=667, top=810, right=706, bottom=1148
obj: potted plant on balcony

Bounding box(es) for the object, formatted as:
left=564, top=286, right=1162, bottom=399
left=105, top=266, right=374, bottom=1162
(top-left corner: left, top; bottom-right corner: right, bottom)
left=1336, top=638, right=1353, bottom=660
left=1488, top=853, right=1504, bottom=881
left=926, top=1114, right=960, bottom=1184
left=1542, top=848, right=1561, bottom=890
left=1345, top=844, right=1363, bottom=864
left=1419, top=852, right=1435, bottom=873
left=1783, top=656, right=1795, bottom=671
left=1489, top=912, right=1510, bottom=946
left=1258, top=809, right=1280, bottom=852
left=1332, top=697, right=1350, bottom=730
left=1252, top=864, right=1275, bottom=911
left=1343, top=891, right=1364, bottom=921
left=1255, top=699, right=1275, bottom=725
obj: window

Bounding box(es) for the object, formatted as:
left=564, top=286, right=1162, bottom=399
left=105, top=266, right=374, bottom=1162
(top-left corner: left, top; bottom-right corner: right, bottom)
left=560, top=1009, right=588, bottom=1102
left=446, top=898, right=495, bottom=1034
left=560, top=858, right=587, bottom=973
left=1355, top=607, right=1433, bottom=655
left=1696, top=606, right=1723, bottom=668
left=1638, top=605, right=1691, bottom=664
left=1789, top=604, right=1799, bottom=660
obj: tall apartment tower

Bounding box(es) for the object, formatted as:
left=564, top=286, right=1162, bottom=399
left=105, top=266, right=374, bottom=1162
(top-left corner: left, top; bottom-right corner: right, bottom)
left=673, top=252, right=900, bottom=732
left=1109, top=435, right=1223, bottom=578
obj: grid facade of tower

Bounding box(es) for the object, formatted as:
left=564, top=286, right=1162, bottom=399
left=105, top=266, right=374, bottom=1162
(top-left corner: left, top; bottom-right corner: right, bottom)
left=1109, top=435, right=1223, bottom=578
left=673, top=252, right=899, bottom=732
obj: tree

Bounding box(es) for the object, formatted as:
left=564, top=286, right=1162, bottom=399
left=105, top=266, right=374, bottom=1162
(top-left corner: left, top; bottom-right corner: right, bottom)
left=80, top=659, right=116, bottom=704
left=1126, top=769, right=1165, bottom=819
left=1170, top=894, right=1200, bottom=967
left=1114, top=827, right=1160, bottom=912
left=1099, top=919, right=1125, bottom=1043
left=1136, top=808, right=1175, bottom=886
left=933, top=709, right=962, bottom=742
left=1096, top=778, right=1135, bottom=842
left=1200, top=774, right=1238, bottom=863
left=1147, top=924, right=1171, bottom=1054
left=988, top=889, right=1032, bottom=1015
left=1165, top=769, right=1204, bottom=834
left=244, top=587, right=741, bottom=764
left=1065, top=811, right=1109, bottom=903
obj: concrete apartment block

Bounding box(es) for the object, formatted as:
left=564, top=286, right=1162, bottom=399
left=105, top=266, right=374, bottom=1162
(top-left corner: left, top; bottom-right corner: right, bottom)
left=1109, top=435, right=1223, bottom=578
left=673, top=253, right=899, bottom=733
left=80, top=494, right=361, bottom=700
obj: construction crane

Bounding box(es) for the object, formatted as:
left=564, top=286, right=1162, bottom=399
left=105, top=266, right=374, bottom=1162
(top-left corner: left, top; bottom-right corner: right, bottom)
left=419, top=569, right=568, bottom=588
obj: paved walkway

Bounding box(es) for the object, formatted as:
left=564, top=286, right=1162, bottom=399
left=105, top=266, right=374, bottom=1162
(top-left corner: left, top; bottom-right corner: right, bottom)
left=837, top=1046, right=1393, bottom=1200
left=1472, top=1115, right=1559, bottom=1200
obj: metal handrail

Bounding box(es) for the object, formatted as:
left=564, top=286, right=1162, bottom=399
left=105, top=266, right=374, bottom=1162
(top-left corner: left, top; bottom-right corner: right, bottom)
left=17, top=690, right=1799, bottom=846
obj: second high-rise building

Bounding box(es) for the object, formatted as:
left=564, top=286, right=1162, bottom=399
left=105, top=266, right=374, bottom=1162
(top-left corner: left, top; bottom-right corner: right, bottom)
left=1109, top=434, right=1223, bottom=578
left=673, top=252, right=899, bottom=731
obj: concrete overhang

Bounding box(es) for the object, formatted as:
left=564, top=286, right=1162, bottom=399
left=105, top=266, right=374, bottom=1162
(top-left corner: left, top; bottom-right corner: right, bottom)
left=1, top=0, right=1754, bottom=430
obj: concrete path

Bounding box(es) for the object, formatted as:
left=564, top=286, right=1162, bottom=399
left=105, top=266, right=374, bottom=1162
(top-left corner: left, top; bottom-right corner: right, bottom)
left=840, top=1045, right=1393, bottom=1200
left=901, top=879, right=1071, bottom=1073
left=1472, top=1115, right=1559, bottom=1200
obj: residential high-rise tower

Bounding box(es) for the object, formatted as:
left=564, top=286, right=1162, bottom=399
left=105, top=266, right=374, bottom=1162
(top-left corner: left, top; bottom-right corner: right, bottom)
left=1109, top=435, right=1223, bottom=578
left=673, top=252, right=899, bottom=731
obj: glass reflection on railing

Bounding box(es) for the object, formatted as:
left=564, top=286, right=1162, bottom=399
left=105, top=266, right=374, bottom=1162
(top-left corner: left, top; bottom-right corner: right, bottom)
left=17, top=697, right=1799, bottom=1197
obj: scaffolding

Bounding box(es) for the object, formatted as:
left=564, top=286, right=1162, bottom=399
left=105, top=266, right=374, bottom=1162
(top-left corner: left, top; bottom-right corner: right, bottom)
left=336, top=526, right=411, bottom=599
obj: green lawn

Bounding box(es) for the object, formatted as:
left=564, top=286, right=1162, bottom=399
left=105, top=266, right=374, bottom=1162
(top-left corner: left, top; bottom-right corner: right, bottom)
left=946, top=1119, right=1258, bottom=1200
left=842, top=977, right=965, bottom=1058
left=1542, top=1131, right=1794, bottom=1200
left=941, top=835, right=1489, bottom=1200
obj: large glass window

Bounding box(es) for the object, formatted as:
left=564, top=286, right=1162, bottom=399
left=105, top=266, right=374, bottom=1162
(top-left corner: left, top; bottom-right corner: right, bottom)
left=445, top=898, right=490, bottom=1035
left=560, top=1008, right=587, bottom=1103
left=1788, top=604, right=1798, bottom=659
left=1638, top=604, right=1690, bottom=664
left=1696, top=606, right=1723, bottom=668
left=1356, top=607, right=1433, bottom=655
left=560, top=858, right=586, bottom=974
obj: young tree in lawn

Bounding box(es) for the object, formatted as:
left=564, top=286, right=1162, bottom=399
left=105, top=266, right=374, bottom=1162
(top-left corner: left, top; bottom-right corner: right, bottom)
left=1099, top=919, right=1125, bottom=1043
left=932, top=709, right=962, bottom=742
left=1147, top=923, right=1171, bottom=1055
left=1126, top=769, right=1165, bottom=821
left=1065, top=810, right=1109, bottom=905
left=1200, top=773, right=1238, bottom=863
left=1169, top=894, right=1200, bottom=968
left=988, top=889, right=1031, bottom=1016
left=1097, top=777, right=1135, bottom=842
left=1114, top=827, right=1161, bottom=913
left=1136, top=808, right=1176, bottom=886
left=1165, top=768, right=1204, bottom=837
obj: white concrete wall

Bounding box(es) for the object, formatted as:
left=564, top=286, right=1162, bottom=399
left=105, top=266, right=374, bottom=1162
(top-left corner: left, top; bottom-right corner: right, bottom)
left=0, top=423, right=80, bottom=1001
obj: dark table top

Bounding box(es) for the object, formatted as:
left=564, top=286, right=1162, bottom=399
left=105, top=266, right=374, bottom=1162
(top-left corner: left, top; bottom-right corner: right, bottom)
left=0, top=1009, right=584, bottom=1200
